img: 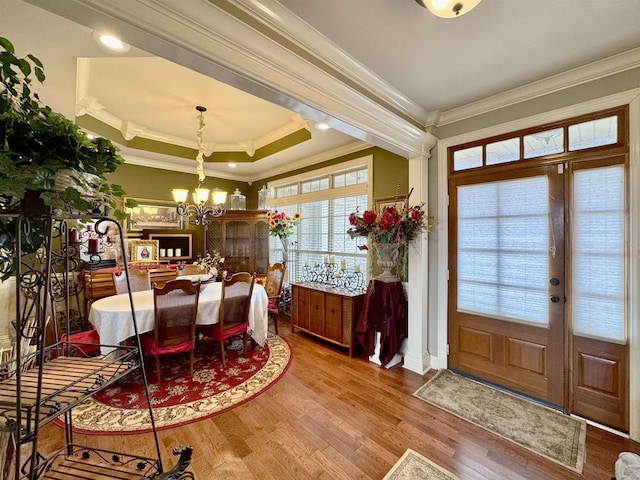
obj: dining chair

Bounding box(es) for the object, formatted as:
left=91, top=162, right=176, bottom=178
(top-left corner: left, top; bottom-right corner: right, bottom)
left=84, top=271, right=116, bottom=313
left=263, top=262, right=285, bottom=335
left=204, top=272, right=255, bottom=368
left=149, top=267, right=178, bottom=288
left=114, top=268, right=151, bottom=295
left=142, top=279, right=201, bottom=387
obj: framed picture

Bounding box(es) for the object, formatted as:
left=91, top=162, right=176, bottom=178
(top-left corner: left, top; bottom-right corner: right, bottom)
left=125, top=197, right=182, bottom=231
left=374, top=196, right=406, bottom=215
left=128, top=239, right=159, bottom=263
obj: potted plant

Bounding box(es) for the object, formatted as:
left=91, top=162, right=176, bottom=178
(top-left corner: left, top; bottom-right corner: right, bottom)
left=0, top=35, right=136, bottom=280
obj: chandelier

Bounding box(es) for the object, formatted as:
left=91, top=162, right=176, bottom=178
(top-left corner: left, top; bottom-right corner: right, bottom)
left=172, top=106, right=227, bottom=226
left=415, top=0, right=481, bottom=17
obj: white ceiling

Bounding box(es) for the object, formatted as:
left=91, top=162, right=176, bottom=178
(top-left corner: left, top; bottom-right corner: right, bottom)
left=3, top=0, right=640, bottom=182
left=278, top=0, right=640, bottom=113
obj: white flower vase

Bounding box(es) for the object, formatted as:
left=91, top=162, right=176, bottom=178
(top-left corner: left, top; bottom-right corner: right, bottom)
left=374, top=242, right=400, bottom=282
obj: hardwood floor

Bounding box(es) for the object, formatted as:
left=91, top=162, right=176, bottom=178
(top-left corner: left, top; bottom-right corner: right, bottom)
left=38, top=317, right=640, bottom=479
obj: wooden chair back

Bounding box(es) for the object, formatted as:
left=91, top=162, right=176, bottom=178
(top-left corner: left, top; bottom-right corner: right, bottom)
left=149, top=268, right=177, bottom=288
left=219, top=272, right=256, bottom=331
left=264, top=262, right=285, bottom=334
left=114, top=269, right=151, bottom=295
left=264, top=263, right=285, bottom=302
left=153, top=279, right=201, bottom=349
left=84, top=271, right=116, bottom=312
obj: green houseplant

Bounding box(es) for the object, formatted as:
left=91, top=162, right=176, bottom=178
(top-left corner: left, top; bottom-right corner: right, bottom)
left=0, top=36, right=136, bottom=280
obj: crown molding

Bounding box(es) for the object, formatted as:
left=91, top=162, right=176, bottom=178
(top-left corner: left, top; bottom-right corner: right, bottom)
left=120, top=139, right=371, bottom=183
left=24, top=0, right=640, bottom=161
left=26, top=0, right=431, bottom=159
left=438, top=47, right=640, bottom=126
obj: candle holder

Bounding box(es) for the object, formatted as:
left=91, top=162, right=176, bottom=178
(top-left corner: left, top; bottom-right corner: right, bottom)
left=301, top=261, right=366, bottom=292
left=66, top=220, right=120, bottom=266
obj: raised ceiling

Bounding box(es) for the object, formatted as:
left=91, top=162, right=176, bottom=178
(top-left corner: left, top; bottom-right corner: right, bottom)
left=4, top=0, right=640, bottom=182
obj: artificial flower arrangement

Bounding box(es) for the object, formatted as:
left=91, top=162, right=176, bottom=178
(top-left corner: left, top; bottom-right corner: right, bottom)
left=194, top=250, right=225, bottom=276
left=347, top=194, right=428, bottom=248
left=266, top=210, right=302, bottom=239
left=347, top=190, right=431, bottom=281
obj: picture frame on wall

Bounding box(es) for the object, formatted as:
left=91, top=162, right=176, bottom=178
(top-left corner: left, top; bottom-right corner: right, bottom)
left=128, top=239, right=160, bottom=263
left=374, top=196, right=406, bottom=215
left=125, top=197, right=182, bottom=231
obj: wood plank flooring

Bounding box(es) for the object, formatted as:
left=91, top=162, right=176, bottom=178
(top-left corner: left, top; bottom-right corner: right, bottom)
left=38, top=317, right=640, bottom=479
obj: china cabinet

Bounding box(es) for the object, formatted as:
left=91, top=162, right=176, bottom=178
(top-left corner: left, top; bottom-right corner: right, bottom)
left=205, top=210, right=269, bottom=275
left=0, top=209, right=191, bottom=479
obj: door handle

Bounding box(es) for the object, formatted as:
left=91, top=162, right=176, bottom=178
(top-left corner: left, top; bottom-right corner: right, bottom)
left=550, top=295, right=560, bottom=303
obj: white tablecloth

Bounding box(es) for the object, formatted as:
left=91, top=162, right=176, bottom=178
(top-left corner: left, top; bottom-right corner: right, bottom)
left=89, top=282, right=268, bottom=356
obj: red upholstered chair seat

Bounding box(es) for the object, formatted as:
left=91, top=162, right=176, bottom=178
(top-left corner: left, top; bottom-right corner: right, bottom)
left=141, top=335, right=195, bottom=356
left=267, top=299, right=278, bottom=314
left=210, top=321, right=248, bottom=341
left=61, top=329, right=101, bottom=357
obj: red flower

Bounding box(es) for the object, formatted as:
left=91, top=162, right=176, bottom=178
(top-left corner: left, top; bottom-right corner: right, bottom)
left=362, top=210, right=377, bottom=225
left=410, top=208, right=422, bottom=224
left=379, top=213, right=396, bottom=231
left=349, top=212, right=358, bottom=225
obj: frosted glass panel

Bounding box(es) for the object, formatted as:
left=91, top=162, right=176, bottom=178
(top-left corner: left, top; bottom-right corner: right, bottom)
left=572, top=165, right=625, bottom=342
left=453, top=146, right=482, bottom=171
left=569, top=115, right=617, bottom=151
left=524, top=128, right=564, bottom=158
left=457, top=176, right=549, bottom=324
left=487, top=137, right=520, bottom=165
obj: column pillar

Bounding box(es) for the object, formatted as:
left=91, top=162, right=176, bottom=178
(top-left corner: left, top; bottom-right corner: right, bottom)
left=403, top=133, right=437, bottom=374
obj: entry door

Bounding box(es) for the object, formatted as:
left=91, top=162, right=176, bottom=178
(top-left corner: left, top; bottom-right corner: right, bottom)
left=448, top=158, right=628, bottom=430
left=448, top=165, right=565, bottom=406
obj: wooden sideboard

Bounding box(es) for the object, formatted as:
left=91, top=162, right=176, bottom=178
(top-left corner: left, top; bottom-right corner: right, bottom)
left=291, top=282, right=365, bottom=356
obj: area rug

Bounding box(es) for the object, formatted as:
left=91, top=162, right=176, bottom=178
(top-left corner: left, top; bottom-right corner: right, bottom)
left=55, top=334, right=291, bottom=434
left=413, top=369, right=586, bottom=473
left=383, top=449, right=459, bottom=480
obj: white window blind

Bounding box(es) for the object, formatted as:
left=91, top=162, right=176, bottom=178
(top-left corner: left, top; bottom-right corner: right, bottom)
left=457, top=176, right=550, bottom=324
left=268, top=159, right=370, bottom=283
left=275, top=194, right=368, bottom=283
left=572, top=165, right=625, bottom=342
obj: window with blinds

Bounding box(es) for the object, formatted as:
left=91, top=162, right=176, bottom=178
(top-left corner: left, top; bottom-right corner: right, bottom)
left=572, top=164, right=626, bottom=343
left=457, top=176, right=550, bottom=325
left=268, top=160, right=370, bottom=283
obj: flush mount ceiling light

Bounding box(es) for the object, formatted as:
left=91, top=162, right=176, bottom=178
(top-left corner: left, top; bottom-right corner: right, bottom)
left=415, top=0, right=482, bottom=18
left=92, top=31, right=131, bottom=52
left=315, top=122, right=330, bottom=130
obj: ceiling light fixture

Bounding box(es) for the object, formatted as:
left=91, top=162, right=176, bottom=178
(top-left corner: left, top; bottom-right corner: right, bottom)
left=92, top=32, right=131, bottom=52
left=315, top=122, right=330, bottom=130
left=172, top=106, right=227, bottom=225
left=415, top=0, right=481, bottom=18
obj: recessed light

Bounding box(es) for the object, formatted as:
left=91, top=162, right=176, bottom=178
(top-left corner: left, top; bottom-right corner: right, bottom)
left=315, top=122, right=330, bottom=130
left=93, top=32, right=131, bottom=52
left=228, top=163, right=237, bottom=168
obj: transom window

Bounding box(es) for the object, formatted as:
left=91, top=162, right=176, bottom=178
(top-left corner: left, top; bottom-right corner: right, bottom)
left=451, top=107, right=626, bottom=173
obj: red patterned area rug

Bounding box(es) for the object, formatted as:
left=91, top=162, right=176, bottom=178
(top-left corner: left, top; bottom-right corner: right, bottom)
left=54, top=334, right=291, bottom=435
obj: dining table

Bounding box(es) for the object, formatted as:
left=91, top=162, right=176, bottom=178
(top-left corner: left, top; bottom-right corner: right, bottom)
left=88, top=280, right=269, bottom=356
